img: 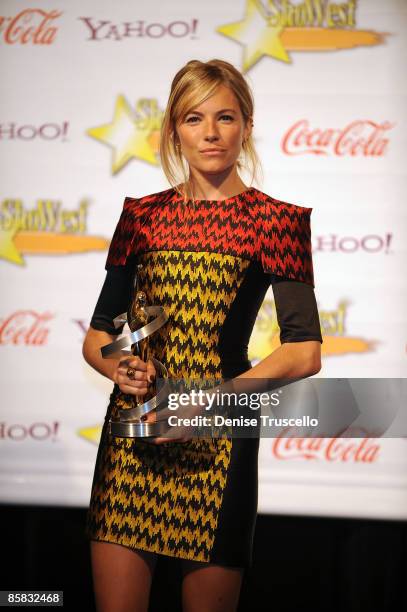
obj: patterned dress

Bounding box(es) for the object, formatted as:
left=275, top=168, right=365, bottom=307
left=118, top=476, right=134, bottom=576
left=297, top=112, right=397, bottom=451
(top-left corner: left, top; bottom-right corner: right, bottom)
left=85, top=186, right=318, bottom=568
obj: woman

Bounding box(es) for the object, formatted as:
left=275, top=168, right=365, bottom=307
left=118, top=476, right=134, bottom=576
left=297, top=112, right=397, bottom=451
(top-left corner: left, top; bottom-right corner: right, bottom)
left=83, top=59, right=323, bottom=612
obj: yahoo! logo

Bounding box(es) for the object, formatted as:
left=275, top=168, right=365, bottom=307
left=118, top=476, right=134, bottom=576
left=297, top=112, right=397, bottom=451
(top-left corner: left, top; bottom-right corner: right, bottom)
left=79, top=17, right=198, bottom=41
left=313, top=233, right=393, bottom=254
left=0, top=122, right=69, bottom=141
left=0, top=421, right=60, bottom=441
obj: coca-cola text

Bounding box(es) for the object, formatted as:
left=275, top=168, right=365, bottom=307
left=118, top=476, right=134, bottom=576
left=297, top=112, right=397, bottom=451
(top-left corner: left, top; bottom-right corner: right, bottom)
left=0, top=9, right=61, bottom=44
left=282, top=119, right=394, bottom=156
left=0, top=311, right=53, bottom=345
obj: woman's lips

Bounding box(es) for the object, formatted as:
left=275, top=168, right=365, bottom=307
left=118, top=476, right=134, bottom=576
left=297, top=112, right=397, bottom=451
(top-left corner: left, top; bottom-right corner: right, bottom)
left=200, top=149, right=226, bottom=156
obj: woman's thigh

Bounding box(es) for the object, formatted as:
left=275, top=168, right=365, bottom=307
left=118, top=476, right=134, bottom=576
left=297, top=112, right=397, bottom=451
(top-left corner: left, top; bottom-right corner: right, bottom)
left=90, top=540, right=158, bottom=612
left=181, top=559, right=244, bottom=612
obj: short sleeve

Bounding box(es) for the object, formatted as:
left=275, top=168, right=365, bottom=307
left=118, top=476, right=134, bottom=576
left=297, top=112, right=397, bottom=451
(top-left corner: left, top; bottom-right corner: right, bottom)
left=271, top=278, right=323, bottom=344
left=260, top=200, right=315, bottom=287
left=105, top=197, right=138, bottom=270
left=89, top=265, right=135, bottom=335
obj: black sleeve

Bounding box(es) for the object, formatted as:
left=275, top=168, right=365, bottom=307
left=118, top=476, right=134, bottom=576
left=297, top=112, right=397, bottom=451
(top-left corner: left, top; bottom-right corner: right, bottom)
left=89, top=263, right=135, bottom=336
left=270, top=275, right=323, bottom=344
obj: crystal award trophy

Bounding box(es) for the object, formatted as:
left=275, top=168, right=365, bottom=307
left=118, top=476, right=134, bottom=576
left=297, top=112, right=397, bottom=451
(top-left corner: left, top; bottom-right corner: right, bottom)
left=101, top=263, right=171, bottom=438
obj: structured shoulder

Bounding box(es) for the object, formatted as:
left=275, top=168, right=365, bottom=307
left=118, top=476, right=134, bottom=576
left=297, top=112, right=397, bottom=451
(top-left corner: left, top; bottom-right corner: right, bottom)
left=119, top=188, right=175, bottom=221
left=104, top=188, right=174, bottom=268
left=122, top=195, right=140, bottom=208
left=104, top=196, right=141, bottom=268
left=261, top=192, right=312, bottom=217
left=136, top=186, right=175, bottom=206
left=257, top=193, right=315, bottom=287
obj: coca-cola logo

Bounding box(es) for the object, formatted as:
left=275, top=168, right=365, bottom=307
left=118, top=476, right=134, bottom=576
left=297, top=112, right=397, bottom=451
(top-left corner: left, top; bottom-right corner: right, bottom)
left=0, top=311, right=53, bottom=345
left=271, top=428, right=380, bottom=463
left=313, top=233, right=393, bottom=254
left=79, top=17, right=198, bottom=41
left=0, top=421, right=59, bottom=441
left=282, top=119, right=394, bottom=157
left=0, top=9, right=62, bottom=44
left=0, top=122, right=69, bottom=141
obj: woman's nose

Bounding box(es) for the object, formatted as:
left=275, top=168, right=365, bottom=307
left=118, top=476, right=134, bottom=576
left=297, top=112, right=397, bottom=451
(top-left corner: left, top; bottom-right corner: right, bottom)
left=203, top=119, right=220, bottom=141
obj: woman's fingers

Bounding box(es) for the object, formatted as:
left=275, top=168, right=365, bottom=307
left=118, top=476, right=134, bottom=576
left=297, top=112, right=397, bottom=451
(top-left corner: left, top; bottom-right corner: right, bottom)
left=151, top=436, right=191, bottom=445
left=118, top=355, right=147, bottom=375
left=115, top=356, right=187, bottom=442
left=150, top=421, right=192, bottom=444
left=146, top=358, right=157, bottom=384
left=119, top=382, right=149, bottom=395
left=116, top=355, right=151, bottom=395
left=141, top=410, right=156, bottom=424
left=140, top=410, right=190, bottom=444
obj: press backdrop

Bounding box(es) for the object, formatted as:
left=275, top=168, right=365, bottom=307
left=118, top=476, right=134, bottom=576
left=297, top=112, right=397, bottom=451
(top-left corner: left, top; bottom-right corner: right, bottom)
left=1, top=0, right=406, bottom=519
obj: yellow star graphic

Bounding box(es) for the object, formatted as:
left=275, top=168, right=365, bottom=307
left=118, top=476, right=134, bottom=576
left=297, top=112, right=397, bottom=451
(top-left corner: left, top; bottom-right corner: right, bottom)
left=87, top=95, right=159, bottom=174
left=78, top=425, right=102, bottom=446
left=0, top=226, right=24, bottom=265
left=217, top=0, right=290, bottom=71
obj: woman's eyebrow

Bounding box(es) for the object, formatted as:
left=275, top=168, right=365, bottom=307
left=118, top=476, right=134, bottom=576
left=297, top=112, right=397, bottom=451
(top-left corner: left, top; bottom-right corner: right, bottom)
left=186, top=108, right=237, bottom=115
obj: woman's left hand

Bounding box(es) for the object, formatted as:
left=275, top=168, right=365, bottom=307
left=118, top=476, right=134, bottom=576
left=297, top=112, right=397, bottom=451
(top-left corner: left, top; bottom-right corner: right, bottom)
left=142, top=405, right=192, bottom=445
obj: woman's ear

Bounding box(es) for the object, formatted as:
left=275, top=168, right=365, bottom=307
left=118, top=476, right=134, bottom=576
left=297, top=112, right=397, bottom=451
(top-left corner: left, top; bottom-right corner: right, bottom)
left=244, top=116, right=253, bottom=141
left=172, top=132, right=180, bottom=148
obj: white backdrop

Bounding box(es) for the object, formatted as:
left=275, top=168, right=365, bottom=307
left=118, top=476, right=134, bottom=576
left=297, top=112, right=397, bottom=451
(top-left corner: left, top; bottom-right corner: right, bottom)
left=1, top=0, right=406, bottom=519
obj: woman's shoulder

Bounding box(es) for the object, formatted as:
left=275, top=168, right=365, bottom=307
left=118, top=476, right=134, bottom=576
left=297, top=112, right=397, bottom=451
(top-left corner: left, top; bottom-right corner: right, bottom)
left=252, top=188, right=313, bottom=216
left=253, top=189, right=315, bottom=286
left=123, top=186, right=176, bottom=209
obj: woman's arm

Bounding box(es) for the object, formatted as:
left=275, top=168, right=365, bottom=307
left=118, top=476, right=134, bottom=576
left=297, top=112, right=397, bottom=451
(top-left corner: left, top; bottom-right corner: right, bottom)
left=219, top=277, right=323, bottom=393
left=238, top=276, right=322, bottom=378
left=82, top=326, right=121, bottom=382
left=82, top=326, right=156, bottom=395
left=82, top=263, right=155, bottom=391
left=237, top=339, right=321, bottom=381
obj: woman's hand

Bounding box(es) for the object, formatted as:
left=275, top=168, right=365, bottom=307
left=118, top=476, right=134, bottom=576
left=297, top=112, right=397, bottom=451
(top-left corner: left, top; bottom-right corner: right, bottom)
left=113, top=356, right=190, bottom=445
left=113, top=355, right=156, bottom=396
left=143, top=403, right=192, bottom=445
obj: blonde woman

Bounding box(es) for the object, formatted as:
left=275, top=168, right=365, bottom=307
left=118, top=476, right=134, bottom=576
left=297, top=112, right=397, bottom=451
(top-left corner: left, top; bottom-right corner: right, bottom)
left=83, top=59, right=323, bottom=612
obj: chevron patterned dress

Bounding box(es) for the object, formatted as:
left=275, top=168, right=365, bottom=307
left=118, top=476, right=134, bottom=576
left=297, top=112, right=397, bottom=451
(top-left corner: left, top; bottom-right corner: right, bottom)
left=85, top=186, right=314, bottom=567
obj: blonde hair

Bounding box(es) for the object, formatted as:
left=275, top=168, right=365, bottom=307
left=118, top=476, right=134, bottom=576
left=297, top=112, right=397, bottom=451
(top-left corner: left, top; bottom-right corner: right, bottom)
left=159, top=59, right=263, bottom=204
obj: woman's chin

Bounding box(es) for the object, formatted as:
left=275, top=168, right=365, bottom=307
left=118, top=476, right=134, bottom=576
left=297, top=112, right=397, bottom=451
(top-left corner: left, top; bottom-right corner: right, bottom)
left=192, top=160, right=236, bottom=175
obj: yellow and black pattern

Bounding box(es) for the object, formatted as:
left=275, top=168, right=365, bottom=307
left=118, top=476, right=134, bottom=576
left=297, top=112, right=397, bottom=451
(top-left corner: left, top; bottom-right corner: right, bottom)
left=86, top=250, right=252, bottom=562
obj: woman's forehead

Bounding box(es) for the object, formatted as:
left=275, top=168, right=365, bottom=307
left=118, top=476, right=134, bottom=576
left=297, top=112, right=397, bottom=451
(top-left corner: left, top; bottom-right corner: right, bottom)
left=181, top=86, right=240, bottom=117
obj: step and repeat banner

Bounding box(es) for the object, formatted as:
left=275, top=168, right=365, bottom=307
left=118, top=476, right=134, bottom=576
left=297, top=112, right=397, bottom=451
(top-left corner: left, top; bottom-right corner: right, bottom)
left=1, top=0, right=406, bottom=519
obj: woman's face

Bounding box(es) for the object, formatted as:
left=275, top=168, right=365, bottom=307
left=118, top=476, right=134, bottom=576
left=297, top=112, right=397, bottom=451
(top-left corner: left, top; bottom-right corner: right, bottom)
left=175, top=84, right=251, bottom=179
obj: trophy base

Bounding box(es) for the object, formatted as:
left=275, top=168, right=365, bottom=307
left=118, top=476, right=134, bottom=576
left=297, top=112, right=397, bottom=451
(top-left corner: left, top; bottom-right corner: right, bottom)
left=108, top=418, right=170, bottom=438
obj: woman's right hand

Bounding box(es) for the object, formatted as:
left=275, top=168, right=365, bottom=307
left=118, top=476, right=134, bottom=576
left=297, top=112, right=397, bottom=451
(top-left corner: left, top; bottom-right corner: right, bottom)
left=113, top=355, right=156, bottom=396
left=113, top=355, right=189, bottom=443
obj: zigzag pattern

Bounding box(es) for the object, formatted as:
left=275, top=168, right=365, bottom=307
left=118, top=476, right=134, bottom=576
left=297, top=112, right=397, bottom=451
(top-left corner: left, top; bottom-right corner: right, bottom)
left=86, top=250, right=250, bottom=561
left=105, top=186, right=314, bottom=286
left=87, top=186, right=317, bottom=562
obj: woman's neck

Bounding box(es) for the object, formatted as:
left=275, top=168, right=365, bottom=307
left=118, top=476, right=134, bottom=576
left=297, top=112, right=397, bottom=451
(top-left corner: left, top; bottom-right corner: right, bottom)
left=181, top=176, right=248, bottom=201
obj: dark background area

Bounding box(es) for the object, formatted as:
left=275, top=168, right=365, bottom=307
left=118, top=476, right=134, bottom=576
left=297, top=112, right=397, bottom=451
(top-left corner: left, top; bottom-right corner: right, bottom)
left=2, top=505, right=406, bottom=611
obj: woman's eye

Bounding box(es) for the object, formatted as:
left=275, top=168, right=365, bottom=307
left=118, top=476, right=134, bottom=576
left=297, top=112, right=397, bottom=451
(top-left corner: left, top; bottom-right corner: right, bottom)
left=185, top=115, right=234, bottom=123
